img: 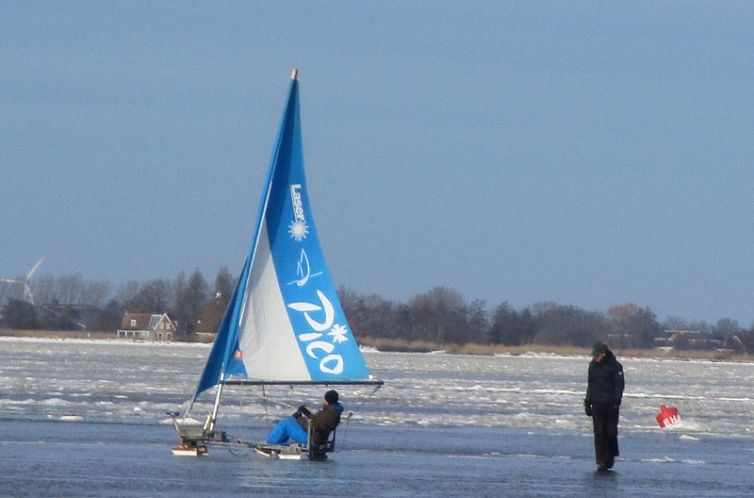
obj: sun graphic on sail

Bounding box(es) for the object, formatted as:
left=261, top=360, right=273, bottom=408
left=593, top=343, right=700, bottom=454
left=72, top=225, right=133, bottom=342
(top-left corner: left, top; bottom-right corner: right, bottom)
left=328, top=324, right=349, bottom=344
left=288, top=219, right=309, bottom=241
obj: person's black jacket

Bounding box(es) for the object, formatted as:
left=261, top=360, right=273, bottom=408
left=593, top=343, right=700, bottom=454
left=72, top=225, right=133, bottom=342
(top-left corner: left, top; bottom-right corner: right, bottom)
left=585, top=351, right=624, bottom=407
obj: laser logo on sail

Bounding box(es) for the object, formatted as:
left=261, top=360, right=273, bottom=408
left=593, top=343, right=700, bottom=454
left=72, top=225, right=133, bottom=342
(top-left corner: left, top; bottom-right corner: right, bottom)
left=288, top=184, right=309, bottom=241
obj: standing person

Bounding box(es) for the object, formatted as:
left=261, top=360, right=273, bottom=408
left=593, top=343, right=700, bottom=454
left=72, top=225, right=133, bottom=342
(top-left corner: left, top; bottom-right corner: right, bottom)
left=584, top=342, right=624, bottom=471
left=266, top=389, right=344, bottom=446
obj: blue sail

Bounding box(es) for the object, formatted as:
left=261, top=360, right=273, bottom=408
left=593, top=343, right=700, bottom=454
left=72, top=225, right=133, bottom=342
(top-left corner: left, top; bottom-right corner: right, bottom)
left=189, top=70, right=374, bottom=409
left=189, top=256, right=250, bottom=407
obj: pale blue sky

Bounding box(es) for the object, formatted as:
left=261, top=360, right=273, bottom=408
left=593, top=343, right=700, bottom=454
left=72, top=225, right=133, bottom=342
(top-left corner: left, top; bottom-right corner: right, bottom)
left=1, top=1, right=752, bottom=325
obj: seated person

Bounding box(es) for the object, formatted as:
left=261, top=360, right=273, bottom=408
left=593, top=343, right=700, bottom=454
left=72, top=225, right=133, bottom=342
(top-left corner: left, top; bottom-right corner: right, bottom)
left=266, top=389, right=344, bottom=446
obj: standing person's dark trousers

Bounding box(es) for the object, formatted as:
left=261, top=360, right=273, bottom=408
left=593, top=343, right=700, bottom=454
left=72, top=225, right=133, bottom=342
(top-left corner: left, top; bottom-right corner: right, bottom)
left=591, top=403, right=619, bottom=469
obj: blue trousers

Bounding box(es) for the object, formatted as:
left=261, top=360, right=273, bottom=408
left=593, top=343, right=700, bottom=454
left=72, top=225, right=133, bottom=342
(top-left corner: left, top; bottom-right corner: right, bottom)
left=266, top=416, right=308, bottom=444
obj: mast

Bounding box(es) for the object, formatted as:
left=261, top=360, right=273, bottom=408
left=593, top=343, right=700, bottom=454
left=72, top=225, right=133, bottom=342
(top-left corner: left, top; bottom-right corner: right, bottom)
left=204, top=373, right=225, bottom=432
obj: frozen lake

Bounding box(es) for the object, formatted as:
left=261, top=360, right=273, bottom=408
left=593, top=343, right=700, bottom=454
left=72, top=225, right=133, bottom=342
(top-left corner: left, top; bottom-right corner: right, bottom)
left=1, top=338, right=753, bottom=496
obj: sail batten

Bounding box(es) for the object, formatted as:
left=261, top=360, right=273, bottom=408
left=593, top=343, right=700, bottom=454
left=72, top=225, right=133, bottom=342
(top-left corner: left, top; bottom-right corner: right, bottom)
left=188, top=71, right=379, bottom=415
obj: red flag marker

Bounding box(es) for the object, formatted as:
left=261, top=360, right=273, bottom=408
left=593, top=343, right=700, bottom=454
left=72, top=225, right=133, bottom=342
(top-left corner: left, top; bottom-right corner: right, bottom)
left=656, top=404, right=680, bottom=428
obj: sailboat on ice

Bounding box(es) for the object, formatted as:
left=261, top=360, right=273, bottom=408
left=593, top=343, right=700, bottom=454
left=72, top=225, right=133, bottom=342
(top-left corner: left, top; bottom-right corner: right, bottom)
left=170, top=69, right=382, bottom=460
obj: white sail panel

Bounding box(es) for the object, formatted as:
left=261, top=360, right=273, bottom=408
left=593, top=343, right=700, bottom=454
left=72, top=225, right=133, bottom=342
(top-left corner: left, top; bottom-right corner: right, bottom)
left=237, top=223, right=311, bottom=381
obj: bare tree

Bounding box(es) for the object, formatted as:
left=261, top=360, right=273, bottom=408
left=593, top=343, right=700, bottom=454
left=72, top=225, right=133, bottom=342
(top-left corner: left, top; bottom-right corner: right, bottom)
left=340, top=287, right=411, bottom=340
left=80, top=280, right=112, bottom=308
left=198, top=267, right=236, bottom=335
left=56, top=274, right=86, bottom=305
left=114, top=280, right=141, bottom=306
left=123, top=279, right=170, bottom=313
left=1, top=298, right=40, bottom=329
left=489, top=302, right=536, bottom=345
left=530, top=302, right=605, bottom=347
left=91, top=299, right=124, bottom=332
left=409, top=286, right=471, bottom=343
left=32, top=274, right=57, bottom=305
left=172, top=269, right=208, bottom=338
left=213, top=266, right=234, bottom=304
left=607, top=303, right=660, bottom=348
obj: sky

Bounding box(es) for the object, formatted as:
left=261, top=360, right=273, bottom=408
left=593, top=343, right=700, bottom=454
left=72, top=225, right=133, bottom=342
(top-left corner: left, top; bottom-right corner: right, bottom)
left=1, top=1, right=753, bottom=326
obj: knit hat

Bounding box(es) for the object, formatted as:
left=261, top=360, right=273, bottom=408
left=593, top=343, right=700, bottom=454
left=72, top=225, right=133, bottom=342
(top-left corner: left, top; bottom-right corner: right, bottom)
left=324, top=390, right=339, bottom=404
left=591, top=342, right=608, bottom=357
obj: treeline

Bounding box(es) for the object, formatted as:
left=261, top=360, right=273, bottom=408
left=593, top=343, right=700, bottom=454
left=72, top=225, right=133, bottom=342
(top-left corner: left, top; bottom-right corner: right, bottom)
left=0, top=269, right=234, bottom=339
left=340, top=287, right=754, bottom=353
left=2, top=269, right=753, bottom=353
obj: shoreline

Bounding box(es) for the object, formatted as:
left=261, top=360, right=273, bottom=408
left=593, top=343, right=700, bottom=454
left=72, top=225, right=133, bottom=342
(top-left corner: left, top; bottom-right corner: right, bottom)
left=1, top=328, right=749, bottom=363
left=358, top=336, right=751, bottom=363
left=0, top=328, right=214, bottom=343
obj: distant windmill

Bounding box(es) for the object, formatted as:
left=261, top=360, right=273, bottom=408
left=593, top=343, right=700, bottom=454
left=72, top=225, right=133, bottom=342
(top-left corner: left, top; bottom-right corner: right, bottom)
left=1, top=257, right=44, bottom=304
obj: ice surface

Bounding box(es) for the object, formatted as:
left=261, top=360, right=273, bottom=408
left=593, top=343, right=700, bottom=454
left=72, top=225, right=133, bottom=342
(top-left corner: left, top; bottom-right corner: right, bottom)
left=3, top=338, right=754, bottom=496
left=1, top=337, right=754, bottom=440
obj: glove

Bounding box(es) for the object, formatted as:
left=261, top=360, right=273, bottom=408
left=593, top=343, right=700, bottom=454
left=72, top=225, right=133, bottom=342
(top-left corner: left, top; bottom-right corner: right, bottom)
left=584, top=400, right=592, bottom=417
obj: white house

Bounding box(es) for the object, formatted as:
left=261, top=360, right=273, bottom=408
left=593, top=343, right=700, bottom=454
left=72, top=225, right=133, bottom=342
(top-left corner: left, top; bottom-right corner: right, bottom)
left=117, top=312, right=175, bottom=341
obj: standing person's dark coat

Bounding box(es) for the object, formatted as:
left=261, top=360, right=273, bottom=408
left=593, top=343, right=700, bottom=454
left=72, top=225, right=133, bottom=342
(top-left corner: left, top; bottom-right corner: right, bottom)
left=584, top=342, right=624, bottom=471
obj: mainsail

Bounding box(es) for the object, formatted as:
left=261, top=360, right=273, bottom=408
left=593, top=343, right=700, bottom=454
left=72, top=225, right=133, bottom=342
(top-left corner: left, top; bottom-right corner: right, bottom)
left=188, top=70, right=378, bottom=417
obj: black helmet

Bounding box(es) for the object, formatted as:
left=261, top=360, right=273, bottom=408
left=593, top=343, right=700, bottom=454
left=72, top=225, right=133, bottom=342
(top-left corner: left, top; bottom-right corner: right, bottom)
left=324, top=390, right=339, bottom=404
